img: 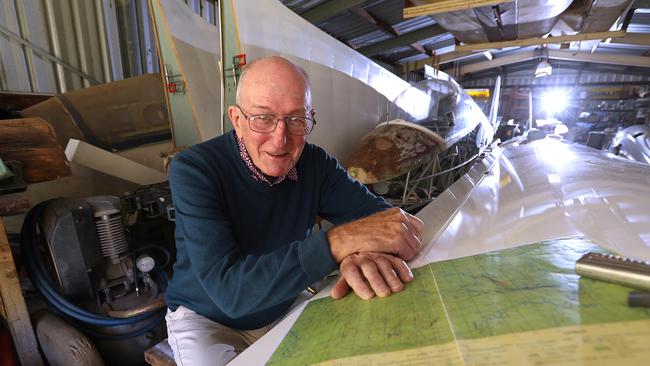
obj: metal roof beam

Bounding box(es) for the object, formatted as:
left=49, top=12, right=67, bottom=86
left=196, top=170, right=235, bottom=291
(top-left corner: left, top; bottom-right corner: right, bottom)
left=403, top=51, right=484, bottom=70
left=358, top=25, right=446, bottom=57
left=350, top=6, right=433, bottom=57
left=406, top=32, right=650, bottom=72
left=460, top=50, right=537, bottom=74
left=455, top=30, right=627, bottom=52
left=458, top=50, right=650, bottom=75
left=301, top=0, right=366, bottom=24
left=546, top=50, right=650, bottom=68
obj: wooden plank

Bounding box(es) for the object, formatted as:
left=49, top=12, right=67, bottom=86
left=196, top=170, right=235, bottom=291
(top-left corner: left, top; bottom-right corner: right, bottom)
left=455, top=30, right=627, bottom=52
left=404, top=0, right=512, bottom=18
left=611, top=32, right=650, bottom=46
left=0, top=118, right=71, bottom=184
left=65, top=139, right=167, bottom=185
left=0, top=194, right=29, bottom=216
left=0, top=218, right=44, bottom=366
left=0, top=91, right=52, bottom=111
left=0, top=119, right=70, bottom=183
left=144, top=339, right=177, bottom=366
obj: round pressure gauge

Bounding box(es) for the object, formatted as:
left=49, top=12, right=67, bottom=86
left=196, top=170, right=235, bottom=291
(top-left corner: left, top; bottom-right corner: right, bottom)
left=136, top=255, right=156, bottom=273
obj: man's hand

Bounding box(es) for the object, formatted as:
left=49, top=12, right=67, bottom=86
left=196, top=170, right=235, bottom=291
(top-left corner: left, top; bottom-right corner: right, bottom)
left=331, top=252, right=414, bottom=300
left=327, top=207, right=424, bottom=263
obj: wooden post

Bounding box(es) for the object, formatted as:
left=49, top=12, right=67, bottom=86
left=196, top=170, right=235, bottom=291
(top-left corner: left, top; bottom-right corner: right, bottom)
left=0, top=118, right=71, bottom=183
left=0, top=217, right=44, bottom=365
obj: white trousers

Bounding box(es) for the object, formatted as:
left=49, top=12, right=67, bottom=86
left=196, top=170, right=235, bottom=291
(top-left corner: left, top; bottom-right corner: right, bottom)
left=165, top=306, right=273, bottom=366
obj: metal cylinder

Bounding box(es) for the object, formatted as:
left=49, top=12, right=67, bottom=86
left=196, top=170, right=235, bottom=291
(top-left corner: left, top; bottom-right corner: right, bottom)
left=95, top=213, right=128, bottom=262
left=86, top=196, right=128, bottom=262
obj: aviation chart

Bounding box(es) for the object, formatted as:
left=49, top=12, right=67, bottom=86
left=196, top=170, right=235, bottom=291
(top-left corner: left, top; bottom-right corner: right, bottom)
left=267, top=238, right=650, bottom=365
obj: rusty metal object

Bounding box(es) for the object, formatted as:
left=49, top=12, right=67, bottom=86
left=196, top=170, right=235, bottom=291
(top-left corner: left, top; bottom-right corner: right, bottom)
left=103, top=296, right=165, bottom=318
left=21, top=74, right=170, bottom=150
left=345, top=120, right=445, bottom=184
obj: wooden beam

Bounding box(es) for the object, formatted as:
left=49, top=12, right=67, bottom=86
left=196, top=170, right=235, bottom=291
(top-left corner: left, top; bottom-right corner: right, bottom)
left=405, top=31, right=650, bottom=72
left=0, top=194, right=29, bottom=216
left=0, top=118, right=71, bottom=184
left=0, top=218, right=44, bottom=366
left=404, top=0, right=513, bottom=18
left=455, top=30, right=627, bottom=52
left=65, top=139, right=167, bottom=185
left=0, top=91, right=52, bottom=111
left=358, top=25, right=446, bottom=57
left=410, top=42, right=433, bottom=56
left=403, top=50, right=484, bottom=71
left=301, top=0, right=366, bottom=24
left=612, top=32, right=650, bottom=46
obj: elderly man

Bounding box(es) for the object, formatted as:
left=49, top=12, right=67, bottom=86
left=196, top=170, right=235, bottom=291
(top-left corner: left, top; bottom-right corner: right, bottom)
left=165, top=56, right=423, bottom=365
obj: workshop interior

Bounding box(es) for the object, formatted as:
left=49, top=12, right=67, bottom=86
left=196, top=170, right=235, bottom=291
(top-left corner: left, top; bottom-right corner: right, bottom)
left=1, top=0, right=649, bottom=365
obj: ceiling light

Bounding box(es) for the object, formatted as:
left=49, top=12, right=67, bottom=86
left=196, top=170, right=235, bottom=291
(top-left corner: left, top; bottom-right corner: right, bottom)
left=534, top=59, right=552, bottom=78
left=542, top=90, right=568, bottom=114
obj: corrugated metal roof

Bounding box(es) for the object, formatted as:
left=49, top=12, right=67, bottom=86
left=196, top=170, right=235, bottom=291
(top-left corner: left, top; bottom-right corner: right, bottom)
left=319, top=12, right=381, bottom=44
left=348, top=29, right=393, bottom=48
left=282, top=0, right=650, bottom=71
left=417, top=33, right=454, bottom=48
left=628, top=9, right=650, bottom=33
left=392, top=16, right=437, bottom=34
left=279, top=0, right=328, bottom=14
left=280, top=0, right=328, bottom=14
left=364, top=0, right=407, bottom=25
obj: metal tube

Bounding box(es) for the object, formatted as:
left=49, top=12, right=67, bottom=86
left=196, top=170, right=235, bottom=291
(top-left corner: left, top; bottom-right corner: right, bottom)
left=427, top=156, right=439, bottom=198
left=95, top=0, right=112, bottom=83
left=0, top=24, right=100, bottom=85
left=409, top=153, right=479, bottom=184
left=528, top=88, right=533, bottom=130
left=43, top=0, right=66, bottom=92
left=404, top=158, right=435, bottom=203
left=135, top=0, right=147, bottom=74
left=14, top=0, right=38, bottom=92
left=70, top=0, right=91, bottom=88
left=139, top=0, right=156, bottom=73
left=401, top=170, right=411, bottom=204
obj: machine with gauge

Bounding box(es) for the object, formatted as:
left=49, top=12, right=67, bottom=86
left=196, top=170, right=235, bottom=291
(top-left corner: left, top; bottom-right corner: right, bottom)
left=22, top=184, right=175, bottom=365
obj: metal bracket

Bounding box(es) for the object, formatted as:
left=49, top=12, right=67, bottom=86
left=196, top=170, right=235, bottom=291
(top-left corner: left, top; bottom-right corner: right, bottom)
left=163, top=64, right=186, bottom=94
left=224, top=54, right=247, bottom=90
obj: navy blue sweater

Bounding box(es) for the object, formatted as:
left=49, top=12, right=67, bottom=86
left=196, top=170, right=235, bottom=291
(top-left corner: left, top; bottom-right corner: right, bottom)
left=165, top=131, right=389, bottom=330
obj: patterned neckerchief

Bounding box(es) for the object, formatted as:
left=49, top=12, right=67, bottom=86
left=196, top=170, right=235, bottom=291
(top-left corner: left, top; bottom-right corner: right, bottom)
left=236, top=136, right=298, bottom=186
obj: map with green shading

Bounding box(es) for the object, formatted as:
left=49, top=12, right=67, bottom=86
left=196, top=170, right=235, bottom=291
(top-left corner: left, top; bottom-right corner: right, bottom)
left=266, top=238, right=650, bottom=366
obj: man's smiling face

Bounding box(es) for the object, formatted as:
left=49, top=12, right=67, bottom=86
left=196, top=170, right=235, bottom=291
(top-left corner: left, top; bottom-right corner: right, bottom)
left=229, top=58, right=309, bottom=177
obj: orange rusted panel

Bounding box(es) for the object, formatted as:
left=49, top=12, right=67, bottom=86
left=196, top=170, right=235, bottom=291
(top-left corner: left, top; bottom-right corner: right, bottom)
left=345, top=120, right=445, bottom=184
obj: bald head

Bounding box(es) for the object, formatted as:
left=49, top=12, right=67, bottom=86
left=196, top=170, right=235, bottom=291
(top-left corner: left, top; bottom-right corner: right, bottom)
left=228, top=56, right=312, bottom=177
left=235, top=56, right=312, bottom=110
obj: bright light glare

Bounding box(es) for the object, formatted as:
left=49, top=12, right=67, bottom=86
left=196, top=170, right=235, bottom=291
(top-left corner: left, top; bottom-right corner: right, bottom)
left=542, top=90, right=568, bottom=114
left=554, top=124, right=569, bottom=135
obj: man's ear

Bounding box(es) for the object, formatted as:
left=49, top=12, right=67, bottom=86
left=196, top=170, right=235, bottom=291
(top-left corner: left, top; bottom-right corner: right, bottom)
left=228, top=106, right=243, bottom=136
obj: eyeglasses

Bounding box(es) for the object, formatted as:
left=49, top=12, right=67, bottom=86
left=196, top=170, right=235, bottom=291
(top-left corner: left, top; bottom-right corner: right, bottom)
left=236, top=105, right=316, bottom=136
